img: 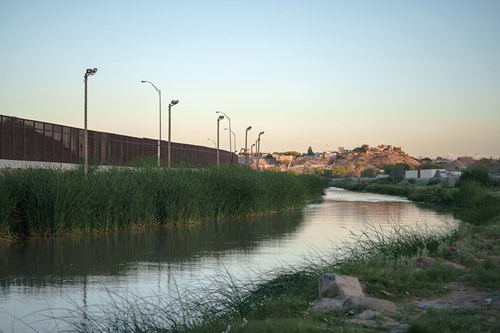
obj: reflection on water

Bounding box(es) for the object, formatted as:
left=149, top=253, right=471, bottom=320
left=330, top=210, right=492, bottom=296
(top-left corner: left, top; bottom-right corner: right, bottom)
left=0, top=187, right=458, bottom=332
left=0, top=211, right=304, bottom=288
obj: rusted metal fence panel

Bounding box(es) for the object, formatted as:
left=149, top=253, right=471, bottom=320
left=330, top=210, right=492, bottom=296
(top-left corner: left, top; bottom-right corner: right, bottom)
left=0, top=114, right=235, bottom=167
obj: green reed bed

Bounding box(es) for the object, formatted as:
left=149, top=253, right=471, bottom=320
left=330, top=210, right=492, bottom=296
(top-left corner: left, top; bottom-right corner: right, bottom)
left=0, top=166, right=328, bottom=238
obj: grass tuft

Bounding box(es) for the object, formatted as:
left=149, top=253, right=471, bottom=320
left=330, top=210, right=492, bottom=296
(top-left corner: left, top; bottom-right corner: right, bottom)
left=0, top=166, right=329, bottom=238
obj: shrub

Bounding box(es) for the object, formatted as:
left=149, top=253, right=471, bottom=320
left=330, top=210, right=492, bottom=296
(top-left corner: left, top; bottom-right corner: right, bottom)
left=360, top=168, right=377, bottom=178
left=457, top=167, right=491, bottom=187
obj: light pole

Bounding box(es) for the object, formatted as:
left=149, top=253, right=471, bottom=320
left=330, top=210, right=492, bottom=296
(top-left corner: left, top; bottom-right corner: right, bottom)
left=141, top=80, right=162, bottom=167
left=257, top=131, right=265, bottom=154
left=216, top=111, right=232, bottom=163
left=168, top=99, right=179, bottom=167
left=84, top=68, right=97, bottom=176
left=245, top=126, right=252, bottom=164
left=251, top=143, right=256, bottom=156
left=207, top=138, right=216, bottom=148
left=245, top=126, right=252, bottom=155
left=254, top=139, right=258, bottom=168
left=217, top=115, right=224, bottom=166
left=225, top=128, right=236, bottom=159
left=256, top=131, right=264, bottom=170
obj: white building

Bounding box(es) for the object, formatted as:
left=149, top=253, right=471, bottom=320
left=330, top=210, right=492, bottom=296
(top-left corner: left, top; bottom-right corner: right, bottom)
left=405, top=169, right=462, bottom=185
left=405, top=169, right=446, bottom=179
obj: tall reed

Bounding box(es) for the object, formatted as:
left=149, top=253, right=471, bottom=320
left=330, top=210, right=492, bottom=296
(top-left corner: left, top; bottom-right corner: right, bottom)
left=0, top=166, right=328, bottom=238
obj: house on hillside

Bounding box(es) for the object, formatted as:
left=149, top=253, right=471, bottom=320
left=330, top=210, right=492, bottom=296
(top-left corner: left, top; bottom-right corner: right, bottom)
left=275, top=154, right=294, bottom=164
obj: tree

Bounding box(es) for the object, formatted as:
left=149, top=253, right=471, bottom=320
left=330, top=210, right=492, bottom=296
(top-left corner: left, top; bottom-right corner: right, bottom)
left=273, top=151, right=302, bottom=157
left=361, top=168, right=377, bottom=178
left=383, top=163, right=412, bottom=178
left=458, top=167, right=491, bottom=187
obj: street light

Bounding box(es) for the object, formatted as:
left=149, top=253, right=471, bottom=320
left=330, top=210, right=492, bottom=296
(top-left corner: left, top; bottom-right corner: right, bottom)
left=251, top=143, right=256, bottom=155
left=256, top=131, right=265, bottom=170
left=216, top=111, right=232, bottom=163
left=257, top=131, right=265, bottom=153
left=141, top=80, right=162, bottom=167
left=217, top=115, right=224, bottom=166
left=84, top=67, right=97, bottom=176
left=224, top=128, right=236, bottom=159
left=245, top=126, right=252, bottom=164
left=207, top=138, right=216, bottom=148
left=245, top=126, right=252, bottom=155
left=168, top=99, right=179, bottom=167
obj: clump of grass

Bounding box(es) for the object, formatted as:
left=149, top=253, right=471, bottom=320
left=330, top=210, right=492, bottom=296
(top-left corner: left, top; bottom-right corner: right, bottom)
left=408, top=308, right=500, bottom=333
left=0, top=166, right=329, bottom=238
left=457, top=167, right=492, bottom=187
left=338, top=223, right=454, bottom=261
left=0, top=181, right=16, bottom=239
left=467, top=258, right=500, bottom=289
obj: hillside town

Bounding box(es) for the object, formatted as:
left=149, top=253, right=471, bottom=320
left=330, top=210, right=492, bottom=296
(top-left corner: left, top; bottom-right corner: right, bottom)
left=241, top=144, right=500, bottom=182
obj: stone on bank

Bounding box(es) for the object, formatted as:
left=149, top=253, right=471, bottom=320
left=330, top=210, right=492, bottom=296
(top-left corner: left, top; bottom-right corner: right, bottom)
left=312, top=273, right=398, bottom=314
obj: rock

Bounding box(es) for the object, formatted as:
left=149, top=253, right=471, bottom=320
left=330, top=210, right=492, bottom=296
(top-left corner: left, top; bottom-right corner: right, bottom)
left=472, top=257, right=485, bottom=265
left=344, top=296, right=398, bottom=313
left=442, top=246, right=458, bottom=259
left=415, top=256, right=434, bottom=268
left=442, top=261, right=466, bottom=270
left=346, top=318, right=377, bottom=326
left=358, top=309, right=379, bottom=320
left=310, top=298, right=345, bottom=312
left=318, top=274, right=364, bottom=298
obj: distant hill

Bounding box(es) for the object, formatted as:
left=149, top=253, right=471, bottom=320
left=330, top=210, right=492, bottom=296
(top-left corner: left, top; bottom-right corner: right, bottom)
left=246, top=146, right=500, bottom=177
left=260, top=145, right=420, bottom=176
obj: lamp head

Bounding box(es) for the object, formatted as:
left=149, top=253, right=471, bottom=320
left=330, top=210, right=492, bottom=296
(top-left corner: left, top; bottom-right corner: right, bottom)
left=85, top=68, right=98, bottom=76
left=218, top=115, right=224, bottom=120
left=170, top=100, right=179, bottom=105
left=260, top=131, right=265, bottom=135
left=246, top=126, right=252, bottom=131
left=141, top=80, right=146, bottom=83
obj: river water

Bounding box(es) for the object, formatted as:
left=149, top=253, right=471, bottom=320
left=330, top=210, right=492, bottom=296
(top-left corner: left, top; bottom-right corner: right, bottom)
left=0, top=187, right=458, bottom=332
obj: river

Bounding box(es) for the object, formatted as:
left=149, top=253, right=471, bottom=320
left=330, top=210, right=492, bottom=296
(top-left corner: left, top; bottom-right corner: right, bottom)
left=0, top=187, right=458, bottom=332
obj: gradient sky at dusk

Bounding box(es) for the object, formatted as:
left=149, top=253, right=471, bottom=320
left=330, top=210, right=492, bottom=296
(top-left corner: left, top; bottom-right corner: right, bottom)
left=1, top=0, right=499, bottom=158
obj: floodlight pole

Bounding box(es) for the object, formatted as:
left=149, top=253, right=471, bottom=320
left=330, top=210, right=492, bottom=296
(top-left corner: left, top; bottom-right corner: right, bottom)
left=216, top=111, right=232, bottom=163
left=141, top=80, right=162, bottom=167
left=84, top=68, right=97, bottom=176
left=245, top=126, right=252, bottom=155
left=217, top=115, right=224, bottom=166
left=256, top=131, right=264, bottom=170
left=168, top=100, right=179, bottom=167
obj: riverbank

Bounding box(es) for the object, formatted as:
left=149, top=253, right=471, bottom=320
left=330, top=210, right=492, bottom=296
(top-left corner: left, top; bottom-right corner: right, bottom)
left=0, top=166, right=329, bottom=239
left=68, top=177, right=500, bottom=332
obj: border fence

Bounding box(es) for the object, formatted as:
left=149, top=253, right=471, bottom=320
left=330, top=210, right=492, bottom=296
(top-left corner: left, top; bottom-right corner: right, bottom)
left=0, top=114, right=235, bottom=167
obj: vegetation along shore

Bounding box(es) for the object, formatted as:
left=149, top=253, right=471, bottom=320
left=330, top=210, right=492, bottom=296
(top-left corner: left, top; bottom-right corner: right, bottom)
left=3, top=165, right=499, bottom=332
left=0, top=166, right=329, bottom=239
left=64, top=166, right=500, bottom=332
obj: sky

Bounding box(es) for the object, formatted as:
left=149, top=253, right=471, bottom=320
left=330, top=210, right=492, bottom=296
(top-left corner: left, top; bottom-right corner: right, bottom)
left=1, top=0, right=499, bottom=159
